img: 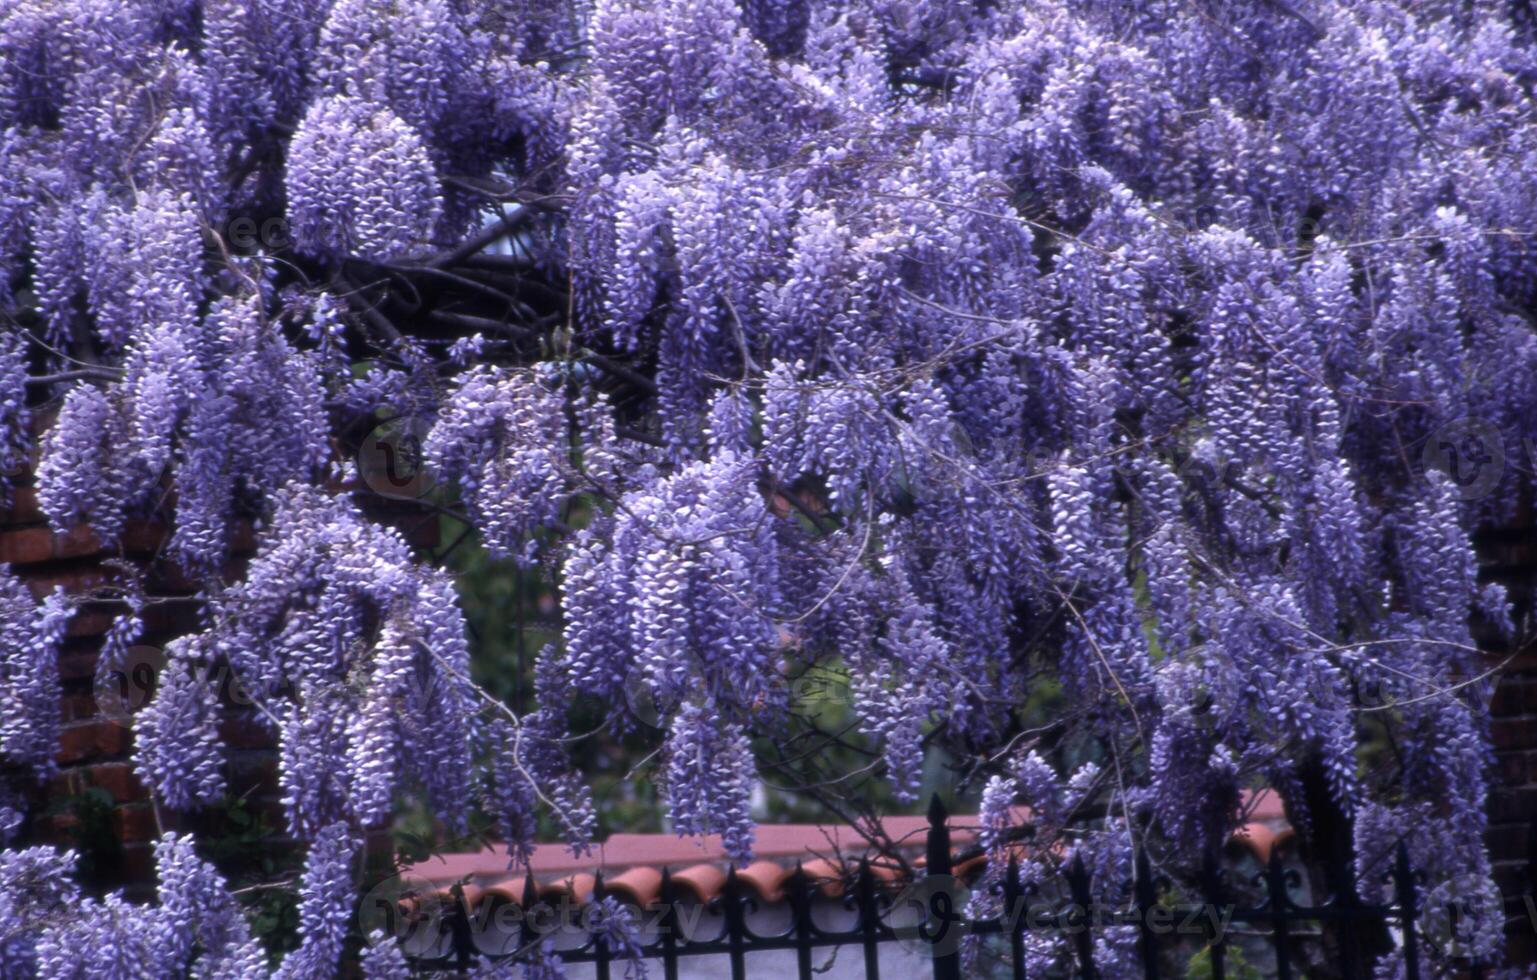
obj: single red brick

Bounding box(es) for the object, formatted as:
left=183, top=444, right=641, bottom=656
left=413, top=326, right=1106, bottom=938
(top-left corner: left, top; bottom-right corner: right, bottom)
left=56, top=645, right=100, bottom=683
left=51, top=524, right=101, bottom=560
left=55, top=720, right=131, bottom=765
left=1496, top=750, right=1528, bottom=787
left=0, top=487, right=44, bottom=526
left=119, top=520, right=169, bottom=554
left=0, top=528, right=55, bottom=565
left=42, top=812, right=80, bottom=839
left=1491, top=678, right=1537, bottom=717
left=112, top=804, right=159, bottom=843
left=1488, top=787, right=1537, bottom=824
left=218, top=715, right=277, bottom=751
left=66, top=607, right=116, bottom=638
left=1492, top=717, right=1537, bottom=750
left=25, top=567, right=109, bottom=600
left=59, top=690, right=100, bottom=723
left=83, top=763, right=149, bottom=803
left=46, top=768, right=89, bottom=799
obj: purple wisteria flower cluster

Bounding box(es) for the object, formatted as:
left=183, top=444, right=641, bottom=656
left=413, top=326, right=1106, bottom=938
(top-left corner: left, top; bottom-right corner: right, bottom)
left=1, top=0, right=1535, bottom=974
left=1, top=832, right=352, bottom=978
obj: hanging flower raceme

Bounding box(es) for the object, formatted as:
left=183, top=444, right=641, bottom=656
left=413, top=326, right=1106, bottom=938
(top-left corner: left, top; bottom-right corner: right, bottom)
left=34, top=289, right=329, bottom=572
left=133, top=485, right=477, bottom=841
left=0, top=331, right=29, bottom=502
left=422, top=365, right=590, bottom=562
left=0, top=569, right=71, bottom=789
left=286, top=94, right=443, bottom=262
left=313, top=0, right=471, bottom=143
left=2, top=834, right=274, bottom=978
left=0, top=0, right=1533, bottom=974
left=664, top=700, right=756, bottom=863
left=81, top=187, right=205, bottom=357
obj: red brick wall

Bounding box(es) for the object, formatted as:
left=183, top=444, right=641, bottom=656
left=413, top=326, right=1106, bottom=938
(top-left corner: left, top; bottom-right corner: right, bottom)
left=1481, top=517, right=1537, bottom=964
left=1, top=478, right=220, bottom=896
left=1490, top=673, right=1537, bottom=964
left=1, top=421, right=436, bottom=900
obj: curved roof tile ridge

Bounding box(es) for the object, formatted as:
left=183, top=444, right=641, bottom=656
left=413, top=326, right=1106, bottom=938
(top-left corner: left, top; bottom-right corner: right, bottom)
left=404, top=790, right=1290, bottom=910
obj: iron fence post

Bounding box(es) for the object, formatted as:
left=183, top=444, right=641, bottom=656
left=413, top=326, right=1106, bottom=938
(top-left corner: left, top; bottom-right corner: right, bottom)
left=658, top=866, right=680, bottom=980
left=1394, top=842, right=1420, bottom=980
left=724, top=865, right=748, bottom=980
left=926, top=794, right=963, bottom=980
left=448, top=881, right=473, bottom=973
left=788, top=862, right=816, bottom=980
left=1133, top=847, right=1161, bottom=980
left=855, top=857, right=882, bottom=980
left=1198, top=854, right=1226, bottom=980
left=1065, top=853, right=1098, bottom=980
left=593, top=870, right=612, bottom=980
left=1264, top=850, right=1293, bottom=980
left=1335, top=863, right=1362, bottom=980
left=1005, top=852, right=1026, bottom=980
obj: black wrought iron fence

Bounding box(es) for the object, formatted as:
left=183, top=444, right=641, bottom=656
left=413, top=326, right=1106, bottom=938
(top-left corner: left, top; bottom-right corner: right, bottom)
left=389, top=796, right=1499, bottom=980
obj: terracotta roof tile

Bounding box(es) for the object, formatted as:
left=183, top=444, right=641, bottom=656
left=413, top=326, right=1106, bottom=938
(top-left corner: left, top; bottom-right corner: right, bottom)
left=798, top=857, right=849, bottom=898
left=730, top=860, right=784, bottom=903
left=604, top=866, right=663, bottom=907
left=406, top=791, right=1291, bottom=909
left=1227, top=822, right=1278, bottom=864
left=484, top=878, right=526, bottom=904
left=539, top=872, right=594, bottom=904
left=669, top=863, right=727, bottom=904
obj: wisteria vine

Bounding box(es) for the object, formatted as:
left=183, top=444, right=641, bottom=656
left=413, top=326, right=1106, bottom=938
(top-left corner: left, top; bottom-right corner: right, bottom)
left=2, top=0, right=1536, bottom=975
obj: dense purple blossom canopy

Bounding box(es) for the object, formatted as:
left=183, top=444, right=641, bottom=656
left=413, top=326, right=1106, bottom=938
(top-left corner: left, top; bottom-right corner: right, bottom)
left=2, top=0, right=1536, bottom=974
